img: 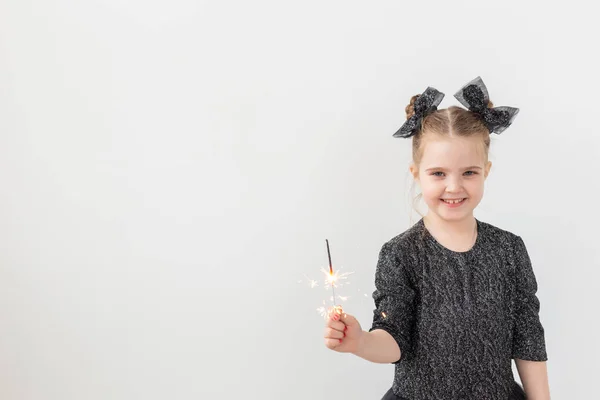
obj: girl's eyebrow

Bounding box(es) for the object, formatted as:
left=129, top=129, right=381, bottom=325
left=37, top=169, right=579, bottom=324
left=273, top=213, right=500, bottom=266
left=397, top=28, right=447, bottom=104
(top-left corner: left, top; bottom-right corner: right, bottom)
left=425, top=166, right=483, bottom=172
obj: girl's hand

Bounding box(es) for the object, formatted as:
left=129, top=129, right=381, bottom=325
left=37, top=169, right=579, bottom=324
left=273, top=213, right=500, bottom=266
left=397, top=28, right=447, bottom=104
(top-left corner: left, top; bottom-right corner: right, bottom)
left=323, top=306, right=363, bottom=354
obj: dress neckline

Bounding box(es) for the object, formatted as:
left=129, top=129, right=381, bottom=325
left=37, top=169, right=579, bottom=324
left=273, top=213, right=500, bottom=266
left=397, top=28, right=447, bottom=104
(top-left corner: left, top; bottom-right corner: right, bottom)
left=417, top=217, right=483, bottom=255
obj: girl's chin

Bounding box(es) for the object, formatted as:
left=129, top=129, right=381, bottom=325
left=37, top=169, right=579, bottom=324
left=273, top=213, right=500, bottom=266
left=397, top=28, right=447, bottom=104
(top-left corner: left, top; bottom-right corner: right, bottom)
left=427, top=203, right=475, bottom=218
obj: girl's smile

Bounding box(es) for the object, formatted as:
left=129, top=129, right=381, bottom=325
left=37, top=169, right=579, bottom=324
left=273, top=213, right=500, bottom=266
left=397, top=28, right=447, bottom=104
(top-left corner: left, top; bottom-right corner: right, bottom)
left=441, top=198, right=467, bottom=207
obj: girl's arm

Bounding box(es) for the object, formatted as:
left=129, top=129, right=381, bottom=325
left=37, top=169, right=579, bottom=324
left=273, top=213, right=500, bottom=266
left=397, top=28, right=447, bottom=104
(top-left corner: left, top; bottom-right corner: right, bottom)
left=366, top=242, right=416, bottom=364
left=353, top=328, right=401, bottom=364
left=515, top=359, right=551, bottom=400
left=511, top=236, right=550, bottom=399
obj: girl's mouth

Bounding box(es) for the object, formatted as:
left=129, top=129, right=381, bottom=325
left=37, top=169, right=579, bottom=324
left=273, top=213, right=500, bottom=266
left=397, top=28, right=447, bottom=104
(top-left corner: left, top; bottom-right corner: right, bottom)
left=441, top=198, right=466, bottom=207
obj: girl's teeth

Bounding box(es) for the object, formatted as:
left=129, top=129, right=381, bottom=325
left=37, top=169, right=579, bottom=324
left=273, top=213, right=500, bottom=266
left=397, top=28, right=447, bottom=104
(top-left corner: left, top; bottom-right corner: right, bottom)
left=443, top=199, right=464, bottom=204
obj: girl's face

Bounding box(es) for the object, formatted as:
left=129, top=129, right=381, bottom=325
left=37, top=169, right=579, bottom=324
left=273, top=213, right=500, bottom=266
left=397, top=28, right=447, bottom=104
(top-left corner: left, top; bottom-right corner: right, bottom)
left=410, top=135, right=492, bottom=223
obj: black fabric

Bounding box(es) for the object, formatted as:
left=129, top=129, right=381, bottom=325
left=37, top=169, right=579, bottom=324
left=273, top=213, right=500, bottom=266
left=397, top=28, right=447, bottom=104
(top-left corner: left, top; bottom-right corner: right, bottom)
left=380, top=381, right=526, bottom=400
left=369, top=218, right=547, bottom=399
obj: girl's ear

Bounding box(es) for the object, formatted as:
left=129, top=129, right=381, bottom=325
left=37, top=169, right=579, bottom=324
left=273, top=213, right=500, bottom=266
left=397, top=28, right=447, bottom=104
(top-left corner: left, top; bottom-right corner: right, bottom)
left=409, top=163, right=419, bottom=180
left=484, top=161, right=492, bottom=178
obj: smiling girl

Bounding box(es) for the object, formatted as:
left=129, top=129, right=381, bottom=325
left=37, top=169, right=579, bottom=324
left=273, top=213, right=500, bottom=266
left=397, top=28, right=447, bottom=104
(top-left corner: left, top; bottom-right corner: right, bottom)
left=323, top=77, right=550, bottom=400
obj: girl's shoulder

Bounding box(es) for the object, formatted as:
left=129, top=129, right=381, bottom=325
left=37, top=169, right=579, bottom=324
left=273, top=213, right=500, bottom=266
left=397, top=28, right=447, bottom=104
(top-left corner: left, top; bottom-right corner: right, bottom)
left=477, top=219, right=525, bottom=249
left=384, top=218, right=428, bottom=250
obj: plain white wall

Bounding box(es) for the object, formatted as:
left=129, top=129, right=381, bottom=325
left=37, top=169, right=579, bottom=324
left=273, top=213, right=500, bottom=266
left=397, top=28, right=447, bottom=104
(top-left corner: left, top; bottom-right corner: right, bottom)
left=1, top=0, right=598, bottom=399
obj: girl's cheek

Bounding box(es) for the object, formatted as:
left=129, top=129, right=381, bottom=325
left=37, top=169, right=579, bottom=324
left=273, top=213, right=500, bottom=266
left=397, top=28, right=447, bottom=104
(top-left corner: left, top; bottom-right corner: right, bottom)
left=422, top=181, right=443, bottom=195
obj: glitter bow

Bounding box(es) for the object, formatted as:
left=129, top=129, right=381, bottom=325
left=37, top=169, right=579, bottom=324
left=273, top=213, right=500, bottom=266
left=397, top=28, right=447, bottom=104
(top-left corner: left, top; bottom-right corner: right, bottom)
left=453, top=76, right=520, bottom=134
left=392, top=86, right=445, bottom=138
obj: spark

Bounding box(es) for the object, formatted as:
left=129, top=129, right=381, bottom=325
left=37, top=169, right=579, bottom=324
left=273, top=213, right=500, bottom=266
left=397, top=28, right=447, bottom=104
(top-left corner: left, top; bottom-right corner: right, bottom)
left=317, top=302, right=344, bottom=320
left=317, top=304, right=327, bottom=319
left=299, top=274, right=319, bottom=288
left=306, top=275, right=319, bottom=289
left=320, top=267, right=354, bottom=290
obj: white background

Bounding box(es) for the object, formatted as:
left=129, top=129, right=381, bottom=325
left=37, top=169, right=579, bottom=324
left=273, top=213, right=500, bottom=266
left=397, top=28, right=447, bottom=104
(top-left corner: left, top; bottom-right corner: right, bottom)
left=1, top=1, right=598, bottom=399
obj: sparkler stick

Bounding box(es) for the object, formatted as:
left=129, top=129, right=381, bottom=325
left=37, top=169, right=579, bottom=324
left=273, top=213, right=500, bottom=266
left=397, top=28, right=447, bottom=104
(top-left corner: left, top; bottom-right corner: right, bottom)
left=326, top=239, right=336, bottom=306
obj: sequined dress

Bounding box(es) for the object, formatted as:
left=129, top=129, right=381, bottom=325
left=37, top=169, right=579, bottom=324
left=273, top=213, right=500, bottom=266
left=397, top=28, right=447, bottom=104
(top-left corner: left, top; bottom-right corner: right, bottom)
left=369, top=218, right=548, bottom=400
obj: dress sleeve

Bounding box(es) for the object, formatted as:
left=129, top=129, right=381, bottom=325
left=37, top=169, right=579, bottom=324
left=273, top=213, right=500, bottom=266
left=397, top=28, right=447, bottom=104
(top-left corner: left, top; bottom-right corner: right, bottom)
left=511, top=236, right=548, bottom=361
left=368, top=241, right=417, bottom=363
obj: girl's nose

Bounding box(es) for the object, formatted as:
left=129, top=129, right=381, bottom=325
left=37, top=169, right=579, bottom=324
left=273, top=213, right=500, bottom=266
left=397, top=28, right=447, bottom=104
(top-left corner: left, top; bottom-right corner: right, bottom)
left=446, top=179, right=462, bottom=192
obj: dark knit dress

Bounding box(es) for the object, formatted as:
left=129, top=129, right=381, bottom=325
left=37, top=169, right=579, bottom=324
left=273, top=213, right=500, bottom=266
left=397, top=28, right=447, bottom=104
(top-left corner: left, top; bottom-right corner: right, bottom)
left=369, top=218, right=547, bottom=400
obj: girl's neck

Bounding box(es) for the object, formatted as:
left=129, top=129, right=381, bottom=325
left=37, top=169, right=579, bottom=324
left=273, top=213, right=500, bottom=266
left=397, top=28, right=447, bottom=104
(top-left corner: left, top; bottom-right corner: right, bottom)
left=422, top=213, right=478, bottom=252
left=423, top=213, right=476, bottom=234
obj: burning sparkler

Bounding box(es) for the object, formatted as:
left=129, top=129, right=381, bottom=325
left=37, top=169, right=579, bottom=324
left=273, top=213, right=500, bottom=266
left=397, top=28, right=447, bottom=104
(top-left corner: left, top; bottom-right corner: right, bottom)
left=325, top=239, right=336, bottom=306
left=321, top=240, right=354, bottom=300
left=299, top=239, right=356, bottom=319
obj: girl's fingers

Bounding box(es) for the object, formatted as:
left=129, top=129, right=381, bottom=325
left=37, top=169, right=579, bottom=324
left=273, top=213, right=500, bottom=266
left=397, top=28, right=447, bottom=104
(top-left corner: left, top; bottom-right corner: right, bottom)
left=328, top=306, right=343, bottom=321
left=325, top=318, right=346, bottom=331
left=324, top=327, right=345, bottom=340
left=323, top=308, right=350, bottom=350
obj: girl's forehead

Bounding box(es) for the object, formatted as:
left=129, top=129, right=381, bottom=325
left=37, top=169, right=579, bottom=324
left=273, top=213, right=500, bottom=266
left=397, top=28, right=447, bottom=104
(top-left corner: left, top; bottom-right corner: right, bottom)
left=420, top=136, right=487, bottom=167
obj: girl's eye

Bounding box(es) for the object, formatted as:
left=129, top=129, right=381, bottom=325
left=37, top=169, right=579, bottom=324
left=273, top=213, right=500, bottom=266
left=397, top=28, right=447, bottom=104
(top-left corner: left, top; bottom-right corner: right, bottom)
left=431, top=172, right=445, bottom=177
left=464, top=171, right=478, bottom=176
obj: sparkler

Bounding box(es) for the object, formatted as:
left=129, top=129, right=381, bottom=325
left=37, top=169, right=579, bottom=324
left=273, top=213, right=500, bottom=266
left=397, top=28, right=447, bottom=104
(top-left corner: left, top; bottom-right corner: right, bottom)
left=323, top=239, right=356, bottom=319
left=325, top=239, right=336, bottom=306
left=298, top=239, right=355, bottom=319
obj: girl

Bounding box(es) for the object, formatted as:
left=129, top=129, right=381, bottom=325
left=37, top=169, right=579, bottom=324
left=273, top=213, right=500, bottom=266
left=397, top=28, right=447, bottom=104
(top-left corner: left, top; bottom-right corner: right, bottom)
left=323, top=77, right=550, bottom=400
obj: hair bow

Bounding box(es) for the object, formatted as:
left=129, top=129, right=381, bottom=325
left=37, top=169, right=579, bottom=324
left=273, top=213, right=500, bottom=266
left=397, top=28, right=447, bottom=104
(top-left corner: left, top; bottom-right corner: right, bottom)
left=392, top=86, right=445, bottom=138
left=453, top=76, right=519, bottom=134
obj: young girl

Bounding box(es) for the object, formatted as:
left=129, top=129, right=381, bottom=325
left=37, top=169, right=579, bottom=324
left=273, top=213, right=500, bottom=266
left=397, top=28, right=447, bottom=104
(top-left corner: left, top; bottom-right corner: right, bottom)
left=323, top=77, right=550, bottom=400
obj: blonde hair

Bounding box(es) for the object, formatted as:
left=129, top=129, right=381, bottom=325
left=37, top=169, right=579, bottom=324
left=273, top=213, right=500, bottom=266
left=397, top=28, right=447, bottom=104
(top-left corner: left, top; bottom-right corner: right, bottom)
left=406, top=95, right=495, bottom=166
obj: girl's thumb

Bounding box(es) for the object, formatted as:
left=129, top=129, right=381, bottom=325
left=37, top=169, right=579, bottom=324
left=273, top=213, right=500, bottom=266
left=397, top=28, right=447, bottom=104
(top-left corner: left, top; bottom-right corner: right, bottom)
left=340, top=311, right=358, bottom=327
